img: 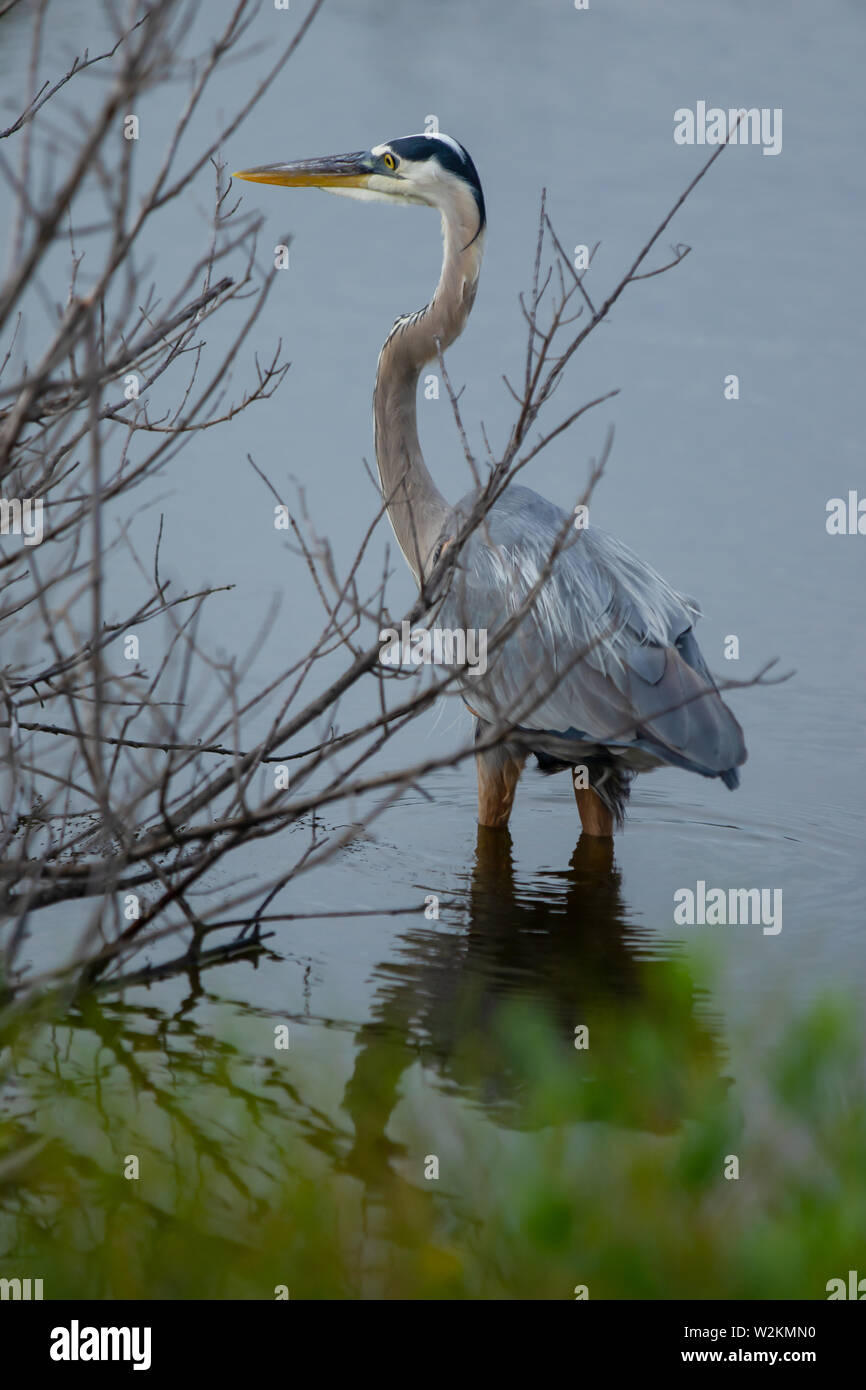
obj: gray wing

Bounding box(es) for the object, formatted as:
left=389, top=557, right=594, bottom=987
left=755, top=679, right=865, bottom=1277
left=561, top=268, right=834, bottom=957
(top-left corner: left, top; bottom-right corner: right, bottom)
left=437, top=485, right=746, bottom=781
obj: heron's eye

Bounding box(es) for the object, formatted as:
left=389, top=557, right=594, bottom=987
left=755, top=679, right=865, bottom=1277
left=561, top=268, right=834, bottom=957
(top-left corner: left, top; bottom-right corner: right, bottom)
left=383, top=152, right=397, bottom=171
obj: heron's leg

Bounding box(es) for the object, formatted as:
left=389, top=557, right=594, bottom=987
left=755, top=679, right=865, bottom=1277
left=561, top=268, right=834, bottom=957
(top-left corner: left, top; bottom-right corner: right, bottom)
left=573, top=786, right=614, bottom=838
left=475, top=741, right=526, bottom=829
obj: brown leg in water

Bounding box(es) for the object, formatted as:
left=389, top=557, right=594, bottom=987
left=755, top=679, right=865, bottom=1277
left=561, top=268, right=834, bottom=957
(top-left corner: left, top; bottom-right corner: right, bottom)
left=573, top=785, right=614, bottom=838
left=476, top=743, right=526, bottom=829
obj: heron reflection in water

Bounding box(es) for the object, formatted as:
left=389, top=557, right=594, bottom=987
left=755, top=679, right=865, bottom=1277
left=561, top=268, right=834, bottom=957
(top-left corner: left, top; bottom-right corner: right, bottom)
left=337, top=828, right=725, bottom=1186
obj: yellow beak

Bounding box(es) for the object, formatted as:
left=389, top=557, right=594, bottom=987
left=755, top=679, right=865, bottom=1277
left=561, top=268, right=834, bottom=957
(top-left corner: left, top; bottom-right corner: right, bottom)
left=232, top=151, right=373, bottom=189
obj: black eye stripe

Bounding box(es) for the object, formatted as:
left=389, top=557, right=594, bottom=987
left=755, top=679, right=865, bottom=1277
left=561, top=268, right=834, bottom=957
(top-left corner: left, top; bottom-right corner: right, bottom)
left=388, top=135, right=468, bottom=172
left=384, top=135, right=486, bottom=230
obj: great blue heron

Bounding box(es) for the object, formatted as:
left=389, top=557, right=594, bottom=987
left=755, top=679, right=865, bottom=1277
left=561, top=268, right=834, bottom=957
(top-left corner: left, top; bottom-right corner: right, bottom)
left=234, top=134, right=746, bottom=837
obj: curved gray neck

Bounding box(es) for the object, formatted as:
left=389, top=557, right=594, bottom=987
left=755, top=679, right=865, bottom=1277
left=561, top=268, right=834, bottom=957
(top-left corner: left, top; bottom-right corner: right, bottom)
left=373, top=198, right=484, bottom=584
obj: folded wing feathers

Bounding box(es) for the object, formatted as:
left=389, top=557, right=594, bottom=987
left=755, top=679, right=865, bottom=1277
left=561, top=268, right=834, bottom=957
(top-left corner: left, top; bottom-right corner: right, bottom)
left=440, top=485, right=747, bottom=780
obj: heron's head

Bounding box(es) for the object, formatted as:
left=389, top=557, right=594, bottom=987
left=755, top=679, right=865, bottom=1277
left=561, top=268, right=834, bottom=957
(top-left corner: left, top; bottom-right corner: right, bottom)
left=233, top=133, right=485, bottom=242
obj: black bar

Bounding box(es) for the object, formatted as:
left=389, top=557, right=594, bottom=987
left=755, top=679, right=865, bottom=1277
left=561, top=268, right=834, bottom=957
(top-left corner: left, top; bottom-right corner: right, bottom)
left=5, top=1299, right=859, bottom=1373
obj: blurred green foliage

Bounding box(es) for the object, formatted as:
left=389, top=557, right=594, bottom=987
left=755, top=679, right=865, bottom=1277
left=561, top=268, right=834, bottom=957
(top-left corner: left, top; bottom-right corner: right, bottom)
left=0, top=963, right=864, bottom=1300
